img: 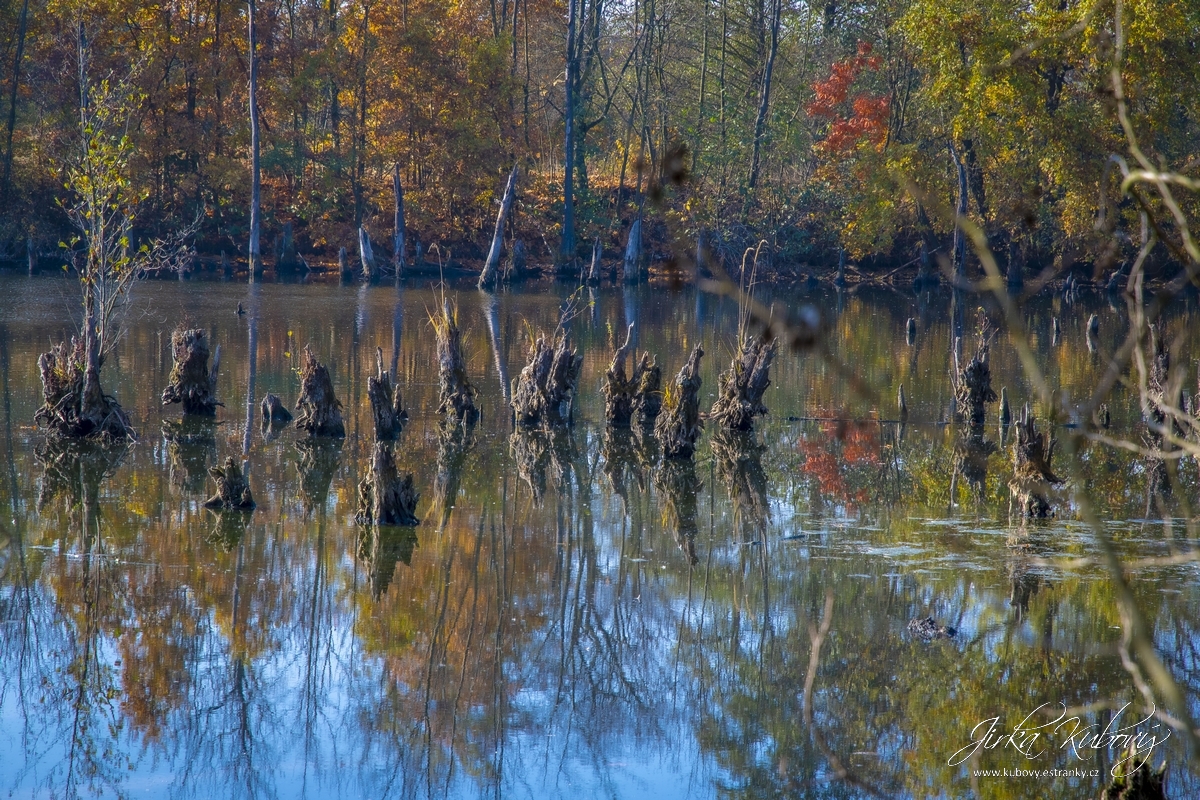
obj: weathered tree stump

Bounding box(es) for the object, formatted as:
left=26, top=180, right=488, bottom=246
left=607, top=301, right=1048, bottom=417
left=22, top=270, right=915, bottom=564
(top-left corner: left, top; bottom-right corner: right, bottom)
left=433, top=301, right=479, bottom=423
left=1097, top=740, right=1166, bottom=800
left=656, top=344, right=704, bottom=459
left=295, top=346, right=345, bottom=437
left=632, top=352, right=663, bottom=429
left=955, top=342, right=997, bottom=427
left=709, top=336, right=776, bottom=431
left=367, top=346, right=408, bottom=439
left=601, top=325, right=638, bottom=427
left=35, top=337, right=133, bottom=440
left=356, top=442, right=420, bottom=526
left=260, top=393, right=293, bottom=425
left=204, top=456, right=256, bottom=510
left=1010, top=408, right=1062, bottom=518
left=511, top=329, right=582, bottom=428
left=161, top=327, right=222, bottom=416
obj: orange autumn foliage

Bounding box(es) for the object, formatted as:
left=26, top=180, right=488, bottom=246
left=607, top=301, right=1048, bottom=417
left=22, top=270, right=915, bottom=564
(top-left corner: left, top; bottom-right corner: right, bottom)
left=807, top=42, right=889, bottom=156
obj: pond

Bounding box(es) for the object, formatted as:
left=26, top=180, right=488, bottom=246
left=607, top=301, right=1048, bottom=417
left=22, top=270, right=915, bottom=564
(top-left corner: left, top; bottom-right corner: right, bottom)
left=0, top=274, right=1198, bottom=799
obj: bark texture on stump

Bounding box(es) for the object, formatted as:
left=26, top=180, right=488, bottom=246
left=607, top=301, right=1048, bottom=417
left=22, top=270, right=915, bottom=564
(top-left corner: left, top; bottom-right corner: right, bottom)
left=656, top=344, right=704, bottom=459
left=709, top=336, right=776, bottom=431
left=433, top=302, right=479, bottom=423
left=35, top=337, right=132, bottom=440
left=295, top=346, right=345, bottom=437
left=511, top=330, right=582, bottom=428
left=1010, top=409, right=1062, bottom=518
left=632, top=352, right=663, bottom=429
left=955, top=342, right=997, bottom=426
left=204, top=456, right=256, bottom=509
left=161, top=327, right=222, bottom=416
left=602, top=328, right=662, bottom=429
left=260, top=393, right=292, bottom=425
left=356, top=442, right=420, bottom=526
left=367, top=346, right=407, bottom=439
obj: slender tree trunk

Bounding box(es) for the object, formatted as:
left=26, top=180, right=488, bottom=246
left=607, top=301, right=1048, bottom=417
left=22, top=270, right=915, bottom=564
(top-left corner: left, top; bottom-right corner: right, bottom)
left=949, top=142, right=968, bottom=279
left=1, top=0, right=30, bottom=205
left=393, top=162, right=406, bottom=274
left=560, top=0, right=578, bottom=266
left=248, top=0, right=261, bottom=280
left=479, top=165, right=519, bottom=290
left=748, top=0, right=781, bottom=189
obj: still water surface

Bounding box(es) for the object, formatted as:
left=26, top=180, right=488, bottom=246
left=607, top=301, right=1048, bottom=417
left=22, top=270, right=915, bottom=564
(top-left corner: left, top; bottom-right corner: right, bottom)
left=0, top=275, right=1198, bottom=799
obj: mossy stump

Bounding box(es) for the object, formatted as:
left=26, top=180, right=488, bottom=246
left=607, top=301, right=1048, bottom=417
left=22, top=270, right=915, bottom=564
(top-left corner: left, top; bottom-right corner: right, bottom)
left=433, top=301, right=479, bottom=423
left=296, top=346, right=345, bottom=437
left=161, top=327, right=222, bottom=416
left=356, top=442, right=420, bottom=526
left=1009, top=409, right=1062, bottom=518
left=709, top=336, right=776, bottom=432
left=35, top=338, right=132, bottom=440
left=956, top=343, right=997, bottom=427
left=511, top=330, right=582, bottom=428
left=367, top=347, right=408, bottom=440
left=261, top=393, right=293, bottom=426
left=656, top=344, right=704, bottom=459
left=204, top=457, right=256, bottom=510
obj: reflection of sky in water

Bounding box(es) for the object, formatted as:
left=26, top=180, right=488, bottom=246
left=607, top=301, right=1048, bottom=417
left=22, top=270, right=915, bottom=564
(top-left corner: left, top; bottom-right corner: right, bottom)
left=0, top=275, right=1198, bottom=798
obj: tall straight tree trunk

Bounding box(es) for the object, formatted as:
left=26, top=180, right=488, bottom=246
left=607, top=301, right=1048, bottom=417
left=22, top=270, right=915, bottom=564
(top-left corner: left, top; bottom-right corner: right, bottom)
left=392, top=162, right=406, bottom=274
left=479, top=165, right=519, bottom=290
left=560, top=0, right=578, bottom=266
left=1, top=0, right=30, bottom=205
left=748, top=0, right=781, bottom=189
left=949, top=142, right=968, bottom=279
left=248, top=0, right=261, bottom=280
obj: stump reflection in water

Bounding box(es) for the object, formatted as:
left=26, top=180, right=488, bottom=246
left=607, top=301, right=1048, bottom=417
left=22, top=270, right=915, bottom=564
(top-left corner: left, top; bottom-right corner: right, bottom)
left=509, top=426, right=579, bottom=502
left=433, top=420, right=474, bottom=531
left=162, top=417, right=218, bottom=493
left=358, top=525, right=419, bottom=599
left=356, top=442, right=420, bottom=526
left=206, top=509, right=252, bottom=551
left=655, top=457, right=701, bottom=565
left=295, top=439, right=343, bottom=512
left=35, top=437, right=128, bottom=516
left=161, top=327, right=222, bottom=416
left=601, top=427, right=658, bottom=509
left=953, top=425, right=997, bottom=499
left=711, top=429, right=769, bottom=537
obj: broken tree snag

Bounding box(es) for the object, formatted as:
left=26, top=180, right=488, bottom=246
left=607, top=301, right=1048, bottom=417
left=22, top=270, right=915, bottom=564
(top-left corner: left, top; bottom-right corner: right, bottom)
left=260, top=393, right=293, bottom=426
left=359, top=226, right=377, bottom=279
left=1009, top=408, right=1062, bottom=518
left=204, top=456, right=256, bottom=510
left=295, top=346, right=345, bottom=437
left=432, top=301, right=479, bottom=423
left=35, top=337, right=133, bottom=440
left=655, top=344, right=705, bottom=459
left=632, top=352, right=663, bottom=429
left=709, top=336, right=777, bottom=432
left=367, top=346, right=408, bottom=440
left=955, top=341, right=997, bottom=427
left=586, top=237, right=602, bottom=285
left=356, top=442, right=420, bottom=526
left=478, top=164, right=519, bottom=290
left=511, top=329, right=583, bottom=428
left=161, top=327, right=222, bottom=416
left=601, top=325, right=637, bottom=427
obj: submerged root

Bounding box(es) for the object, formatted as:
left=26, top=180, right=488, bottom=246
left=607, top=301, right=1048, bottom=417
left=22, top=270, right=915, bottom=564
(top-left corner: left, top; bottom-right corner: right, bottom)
left=655, top=457, right=701, bottom=565
left=35, top=338, right=133, bottom=440
left=204, top=457, right=256, bottom=510
left=295, top=346, right=345, bottom=437
left=356, top=442, right=420, bottom=526
left=511, top=329, right=582, bottom=428
left=956, top=341, right=997, bottom=426
left=655, top=345, right=704, bottom=459
left=1009, top=409, right=1062, bottom=518
left=601, top=428, right=659, bottom=506
left=709, top=336, right=776, bottom=432
left=367, top=347, right=408, bottom=440
left=432, top=301, right=479, bottom=423
left=161, top=327, right=222, bottom=416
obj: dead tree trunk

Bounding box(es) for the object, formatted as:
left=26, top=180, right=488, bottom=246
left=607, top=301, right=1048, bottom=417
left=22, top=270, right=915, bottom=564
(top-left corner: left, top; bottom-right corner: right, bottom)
left=359, top=225, right=376, bottom=279
left=602, top=325, right=637, bottom=427
left=1010, top=407, right=1062, bottom=518
left=478, top=165, right=519, bottom=290
left=709, top=336, right=776, bottom=431
left=433, top=301, right=479, bottom=423
left=656, top=344, right=704, bottom=458
left=35, top=337, right=132, bottom=440
left=366, top=346, right=407, bottom=439
left=338, top=246, right=351, bottom=279
left=356, top=442, right=420, bottom=525
left=955, top=341, right=997, bottom=426
left=511, top=329, right=582, bottom=428
left=508, top=239, right=527, bottom=281
left=295, top=345, right=345, bottom=437
left=586, top=237, right=602, bottom=285
left=204, top=456, right=256, bottom=509
left=161, top=327, right=222, bottom=416
left=26, top=237, right=35, bottom=275
left=248, top=0, right=261, bottom=281
left=623, top=214, right=643, bottom=282
left=393, top=162, right=406, bottom=275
